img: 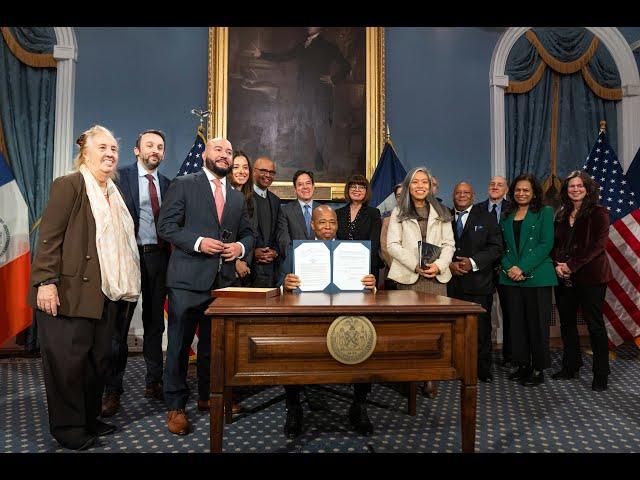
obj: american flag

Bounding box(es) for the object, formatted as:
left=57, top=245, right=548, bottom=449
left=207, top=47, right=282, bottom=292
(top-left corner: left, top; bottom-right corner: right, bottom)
left=583, top=129, right=640, bottom=346
left=177, top=125, right=206, bottom=176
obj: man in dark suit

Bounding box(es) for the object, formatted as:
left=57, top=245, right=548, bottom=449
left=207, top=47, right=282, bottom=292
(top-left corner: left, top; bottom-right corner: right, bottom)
left=277, top=169, right=317, bottom=254
left=249, top=27, right=351, bottom=171
left=157, top=137, right=254, bottom=436
left=281, top=205, right=377, bottom=437
left=250, top=156, right=285, bottom=287
left=447, top=182, right=503, bottom=382
left=102, top=130, right=171, bottom=417
left=476, top=175, right=513, bottom=367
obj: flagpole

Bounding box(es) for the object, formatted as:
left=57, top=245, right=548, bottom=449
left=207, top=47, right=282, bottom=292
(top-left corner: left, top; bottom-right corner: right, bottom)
left=191, top=108, right=211, bottom=138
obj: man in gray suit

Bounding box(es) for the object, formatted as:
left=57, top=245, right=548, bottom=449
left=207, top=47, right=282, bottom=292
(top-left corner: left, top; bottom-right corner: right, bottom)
left=277, top=169, right=316, bottom=256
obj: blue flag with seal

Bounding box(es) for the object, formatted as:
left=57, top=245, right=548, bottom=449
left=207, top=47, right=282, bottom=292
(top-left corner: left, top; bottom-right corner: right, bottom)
left=370, top=141, right=406, bottom=216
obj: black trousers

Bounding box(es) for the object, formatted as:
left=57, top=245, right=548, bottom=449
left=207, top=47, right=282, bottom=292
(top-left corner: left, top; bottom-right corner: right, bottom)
left=496, top=284, right=512, bottom=362
left=502, top=285, right=552, bottom=370
left=284, top=383, right=371, bottom=407
left=251, top=261, right=278, bottom=288
left=105, top=249, right=168, bottom=392
left=37, top=298, right=119, bottom=438
left=164, top=281, right=223, bottom=411
left=555, top=283, right=610, bottom=377
left=447, top=284, right=494, bottom=378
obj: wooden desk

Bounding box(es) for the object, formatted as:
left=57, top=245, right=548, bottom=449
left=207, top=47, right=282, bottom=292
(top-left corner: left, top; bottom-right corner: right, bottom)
left=205, top=290, right=483, bottom=453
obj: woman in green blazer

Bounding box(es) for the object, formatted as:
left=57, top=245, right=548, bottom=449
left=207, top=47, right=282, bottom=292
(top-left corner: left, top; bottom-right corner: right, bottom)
left=499, top=173, right=557, bottom=386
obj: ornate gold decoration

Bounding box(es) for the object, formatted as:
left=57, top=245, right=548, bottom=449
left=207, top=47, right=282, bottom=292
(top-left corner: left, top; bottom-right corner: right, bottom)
left=326, top=315, right=377, bottom=365
left=207, top=27, right=385, bottom=201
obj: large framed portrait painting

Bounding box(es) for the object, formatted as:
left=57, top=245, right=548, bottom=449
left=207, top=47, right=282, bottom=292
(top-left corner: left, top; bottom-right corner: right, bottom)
left=208, top=27, right=385, bottom=199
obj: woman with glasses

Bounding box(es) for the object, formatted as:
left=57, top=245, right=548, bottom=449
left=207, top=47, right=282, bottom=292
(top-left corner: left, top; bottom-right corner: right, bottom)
left=336, top=174, right=383, bottom=280
left=551, top=171, right=611, bottom=391
left=499, top=173, right=557, bottom=386
left=386, top=167, right=455, bottom=397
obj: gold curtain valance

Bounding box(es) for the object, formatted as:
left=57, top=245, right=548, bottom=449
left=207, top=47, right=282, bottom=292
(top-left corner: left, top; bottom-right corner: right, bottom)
left=506, top=29, right=622, bottom=100
left=1, top=27, right=57, bottom=68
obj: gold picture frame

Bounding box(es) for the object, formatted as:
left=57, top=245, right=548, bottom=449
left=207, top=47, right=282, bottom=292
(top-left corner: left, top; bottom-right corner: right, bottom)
left=208, top=27, right=385, bottom=200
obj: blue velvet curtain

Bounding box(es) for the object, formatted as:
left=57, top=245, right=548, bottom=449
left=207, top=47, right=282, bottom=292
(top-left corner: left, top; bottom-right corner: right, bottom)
left=505, top=28, right=620, bottom=182
left=0, top=27, right=57, bottom=350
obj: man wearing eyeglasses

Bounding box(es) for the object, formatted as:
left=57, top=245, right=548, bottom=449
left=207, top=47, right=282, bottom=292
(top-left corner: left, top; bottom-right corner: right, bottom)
left=250, top=156, right=285, bottom=287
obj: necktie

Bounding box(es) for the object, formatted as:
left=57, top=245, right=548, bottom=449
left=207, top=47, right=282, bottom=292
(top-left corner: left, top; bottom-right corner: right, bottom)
left=145, top=174, right=163, bottom=246
left=456, top=211, right=467, bottom=237
left=491, top=203, right=498, bottom=221
left=303, top=204, right=312, bottom=238
left=212, top=178, right=225, bottom=223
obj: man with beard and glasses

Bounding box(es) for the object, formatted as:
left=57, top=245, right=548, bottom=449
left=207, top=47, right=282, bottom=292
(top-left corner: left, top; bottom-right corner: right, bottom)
left=102, top=130, right=171, bottom=417
left=157, top=137, right=254, bottom=435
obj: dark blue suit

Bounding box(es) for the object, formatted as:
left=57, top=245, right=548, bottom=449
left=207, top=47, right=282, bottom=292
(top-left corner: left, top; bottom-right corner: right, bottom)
left=105, top=162, right=171, bottom=394
left=157, top=170, right=254, bottom=410
left=477, top=197, right=513, bottom=364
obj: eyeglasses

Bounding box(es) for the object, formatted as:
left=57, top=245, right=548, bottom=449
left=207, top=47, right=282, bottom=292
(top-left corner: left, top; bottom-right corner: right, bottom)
left=256, top=168, right=277, bottom=176
left=349, top=184, right=367, bottom=191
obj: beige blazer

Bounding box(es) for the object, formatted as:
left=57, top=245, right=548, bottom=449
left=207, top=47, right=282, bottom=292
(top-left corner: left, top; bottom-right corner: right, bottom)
left=387, top=205, right=455, bottom=285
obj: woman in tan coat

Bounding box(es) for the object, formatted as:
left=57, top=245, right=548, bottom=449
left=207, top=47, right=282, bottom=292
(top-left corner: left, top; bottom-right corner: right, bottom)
left=29, top=125, right=140, bottom=450
left=387, top=166, right=455, bottom=397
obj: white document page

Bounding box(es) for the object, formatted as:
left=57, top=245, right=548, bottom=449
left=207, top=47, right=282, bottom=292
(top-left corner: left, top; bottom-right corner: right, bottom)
left=293, top=242, right=331, bottom=291
left=332, top=242, right=370, bottom=291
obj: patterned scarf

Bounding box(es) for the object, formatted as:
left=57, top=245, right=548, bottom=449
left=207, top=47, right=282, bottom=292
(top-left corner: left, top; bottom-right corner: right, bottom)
left=79, top=164, right=140, bottom=302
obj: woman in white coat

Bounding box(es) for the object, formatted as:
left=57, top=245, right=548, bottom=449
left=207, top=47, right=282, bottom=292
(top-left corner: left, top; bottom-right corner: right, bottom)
left=387, top=166, right=455, bottom=397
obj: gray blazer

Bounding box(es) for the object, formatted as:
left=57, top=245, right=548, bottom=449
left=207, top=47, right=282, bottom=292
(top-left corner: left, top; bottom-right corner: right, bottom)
left=277, top=200, right=315, bottom=257
left=157, top=170, right=254, bottom=291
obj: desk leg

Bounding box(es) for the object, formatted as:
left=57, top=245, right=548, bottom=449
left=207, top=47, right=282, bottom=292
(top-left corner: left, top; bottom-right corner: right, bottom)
left=460, top=384, right=477, bottom=453
left=210, top=316, right=225, bottom=453
left=408, top=382, right=417, bottom=416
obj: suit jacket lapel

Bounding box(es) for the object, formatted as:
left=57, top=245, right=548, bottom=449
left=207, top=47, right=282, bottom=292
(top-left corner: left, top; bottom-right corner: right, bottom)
left=219, top=182, right=235, bottom=227
left=293, top=202, right=309, bottom=239
left=128, top=164, right=140, bottom=221
left=197, top=171, right=218, bottom=225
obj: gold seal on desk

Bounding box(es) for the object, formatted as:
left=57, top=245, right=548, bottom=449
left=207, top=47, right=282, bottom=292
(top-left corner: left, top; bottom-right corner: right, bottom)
left=326, top=316, right=377, bottom=365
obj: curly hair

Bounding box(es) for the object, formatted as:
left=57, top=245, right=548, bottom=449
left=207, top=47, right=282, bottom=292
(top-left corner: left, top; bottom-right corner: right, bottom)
left=556, top=170, right=600, bottom=223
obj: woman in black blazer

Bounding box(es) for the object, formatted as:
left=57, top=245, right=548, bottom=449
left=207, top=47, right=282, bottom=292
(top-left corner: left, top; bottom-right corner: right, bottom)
left=336, top=175, right=383, bottom=280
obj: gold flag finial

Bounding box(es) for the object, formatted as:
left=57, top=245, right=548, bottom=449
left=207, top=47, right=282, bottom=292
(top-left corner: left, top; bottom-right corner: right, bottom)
left=599, top=120, right=607, bottom=133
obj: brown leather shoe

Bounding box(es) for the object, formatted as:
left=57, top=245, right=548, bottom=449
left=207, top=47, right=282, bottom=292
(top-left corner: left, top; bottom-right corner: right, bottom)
left=422, top=381, right=439, bottom=399
left=197, top=399, right=245, bottom=414
left=101, top=392, right=120, bottom=417
left=144, top=382, right=164, bottom=401
left=167, top=409, right=190, bottom=435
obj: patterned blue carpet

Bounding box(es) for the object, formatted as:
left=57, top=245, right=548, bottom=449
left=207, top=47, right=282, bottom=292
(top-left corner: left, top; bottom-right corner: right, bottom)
left=1, top=346, right=639, bottom=453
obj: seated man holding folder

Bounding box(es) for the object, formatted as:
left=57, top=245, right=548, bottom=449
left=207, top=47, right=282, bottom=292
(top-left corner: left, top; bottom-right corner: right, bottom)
left=281, top=204, right=376, bottom=437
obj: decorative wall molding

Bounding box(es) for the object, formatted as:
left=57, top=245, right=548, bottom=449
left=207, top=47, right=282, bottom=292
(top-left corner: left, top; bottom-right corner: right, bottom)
left=53, top=27, right=77, bottom=179
left=490, top=27, right=640, bottom=173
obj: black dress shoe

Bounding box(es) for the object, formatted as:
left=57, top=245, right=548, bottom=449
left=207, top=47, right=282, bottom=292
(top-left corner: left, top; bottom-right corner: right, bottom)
left=53, top=427, right=97, bottom=451
left=348, top=402, right=374, bottom=436
left=479, top=373, right=493, bottom=383
left=88, top=419, right=117, bottom=436
left=521, top=370, right=544, bottom=386
left=502, top=359, right=512, bottom=369
left=284, top=405, right=303, bottom=438
left=592, top=375, right=608, bottom=391
left=508, top=366, right=530, bottom=381
left=551, top=368, right=579, bottom=380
